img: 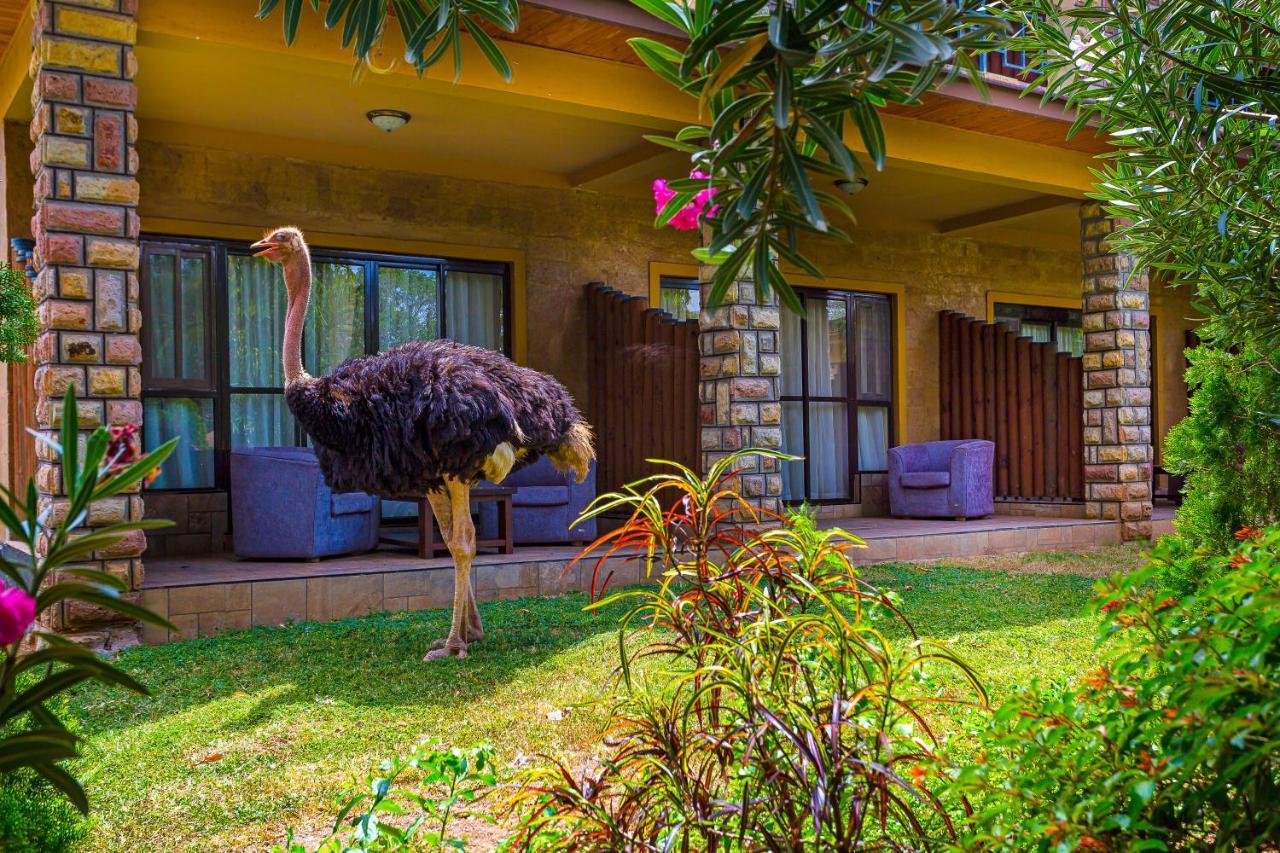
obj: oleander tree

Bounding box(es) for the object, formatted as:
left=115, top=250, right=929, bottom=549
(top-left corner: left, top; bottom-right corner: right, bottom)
left=253, top=0, right=1003, bottom=313
left=1005, top=0, right=1280, bottom=553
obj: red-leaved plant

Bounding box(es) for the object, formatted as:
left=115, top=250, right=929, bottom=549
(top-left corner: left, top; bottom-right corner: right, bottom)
left=504, top=450, right=987, bottom=849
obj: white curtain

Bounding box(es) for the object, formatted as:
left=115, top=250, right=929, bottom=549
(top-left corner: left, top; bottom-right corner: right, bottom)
left=806, top=299, right=849, bottom=500
left=779, top=299, right=850, bottom=500
left=445, top=270, right=504, bottom=350
left=857, top=407, right=888, bottom=471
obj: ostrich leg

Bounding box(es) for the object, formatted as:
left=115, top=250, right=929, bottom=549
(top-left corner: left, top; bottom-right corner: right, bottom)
left=423, top=488, right=482, bottom=654
left=424, top=477, right=481, bottom=661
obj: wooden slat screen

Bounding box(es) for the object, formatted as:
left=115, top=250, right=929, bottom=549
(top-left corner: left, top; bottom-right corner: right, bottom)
left=586, top=282, right=700, bottom=496
left=938, top=310, right=1084, bottom=501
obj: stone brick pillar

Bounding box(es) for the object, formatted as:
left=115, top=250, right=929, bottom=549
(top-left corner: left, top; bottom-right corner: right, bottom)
left=698, top=272, right=783, bottom=515
left=1080, top=203, right=1153, bottom=540
left=29, top=0, right=143, bottom=638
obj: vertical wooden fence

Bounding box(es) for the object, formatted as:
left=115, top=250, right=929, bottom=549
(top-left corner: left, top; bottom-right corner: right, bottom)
left=585, top=282, right=700, bottom=497
left=939, top=310, right=1083, bottom=501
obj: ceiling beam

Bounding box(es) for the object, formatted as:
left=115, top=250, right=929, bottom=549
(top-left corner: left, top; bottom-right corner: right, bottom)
left=936, top=194, right=1078, bottom=233
left=568, top=140, right=666, bottom=187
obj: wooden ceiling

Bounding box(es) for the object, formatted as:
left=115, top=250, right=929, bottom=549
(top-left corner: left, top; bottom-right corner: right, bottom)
left=484, top=3, right=683, bottom=66
left=884, top=93, right=1109, bottom=155
left=0, top=0, right=26, bottom=61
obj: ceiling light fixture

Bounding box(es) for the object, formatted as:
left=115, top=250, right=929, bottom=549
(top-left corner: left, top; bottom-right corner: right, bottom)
left=835, top=177, right=869, bottom=195
left=366, top=109, right=411, bottom=132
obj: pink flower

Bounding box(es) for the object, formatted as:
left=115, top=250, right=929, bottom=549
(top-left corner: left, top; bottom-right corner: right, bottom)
left=653, top=170, right=719, bottom=231
left=0, top=586, right=36, bottom=646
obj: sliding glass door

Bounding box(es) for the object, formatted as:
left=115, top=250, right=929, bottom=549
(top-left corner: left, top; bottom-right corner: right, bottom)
left=779, top=289, right=895, bottom=504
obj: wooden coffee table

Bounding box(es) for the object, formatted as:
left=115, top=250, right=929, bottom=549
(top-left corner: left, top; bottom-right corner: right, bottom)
left=379, top=486, right=515, bottom=558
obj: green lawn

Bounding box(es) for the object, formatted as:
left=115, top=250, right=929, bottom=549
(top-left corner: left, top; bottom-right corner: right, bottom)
left=61, top=545, right=1142, bottom=851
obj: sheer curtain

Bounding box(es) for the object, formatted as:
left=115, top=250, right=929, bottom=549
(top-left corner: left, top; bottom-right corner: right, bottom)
left=780, top=308, right=805, bottom=500
left=379, top=266, right=439, bottom=347
left=227, top=256, right=291, bottom=448
left=779, top=298, right=851, bottom=501
left=806, top=299, right=849, bottom=500
left=854, top=296, right=891, bottom=471
left=305, top=262, right=365, bottom=374
left=445, top=270, right=504, bottom=350
left=145, top=398, right=213, bottom=488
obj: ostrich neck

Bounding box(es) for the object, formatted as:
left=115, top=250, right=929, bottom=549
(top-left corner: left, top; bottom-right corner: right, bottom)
left=281, top=251, right=312, bottom=387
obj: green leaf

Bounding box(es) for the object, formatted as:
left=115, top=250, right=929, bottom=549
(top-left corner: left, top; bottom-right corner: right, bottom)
left=628, top=37, right=687, bottom=91
left=282, top=0, right=303, bottom=46
left=461, top=16, right=512, bottom=81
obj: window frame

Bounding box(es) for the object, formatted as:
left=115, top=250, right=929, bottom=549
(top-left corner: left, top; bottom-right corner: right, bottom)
left=141, top=234, right=512, bottom=492
left=780, top=288, right=897, bottom=505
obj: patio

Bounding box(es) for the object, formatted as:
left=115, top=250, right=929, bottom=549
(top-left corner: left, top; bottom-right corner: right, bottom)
left=138, top=507, right=1175, bottom=644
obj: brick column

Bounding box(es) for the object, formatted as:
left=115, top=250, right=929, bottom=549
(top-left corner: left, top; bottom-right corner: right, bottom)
left=29, top=0, right=143, bottom=638
left=698, top=271, right=783, bottom=516
left=1080, top=203, right=1152, bottom=540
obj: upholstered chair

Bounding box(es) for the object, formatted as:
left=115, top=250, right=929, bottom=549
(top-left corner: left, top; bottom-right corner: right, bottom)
left=887, top=439, right=995, bottom=520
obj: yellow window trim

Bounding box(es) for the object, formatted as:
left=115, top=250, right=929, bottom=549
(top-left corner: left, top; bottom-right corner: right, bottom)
left=142, top=216, right=527, bottom=365
left=985, top=290, right=1080, bottom=324
left=648, top=261, right=907, bottom=445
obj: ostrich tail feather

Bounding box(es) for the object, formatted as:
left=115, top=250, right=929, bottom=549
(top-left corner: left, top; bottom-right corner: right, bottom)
left=548, top=421, right=595, bottom=484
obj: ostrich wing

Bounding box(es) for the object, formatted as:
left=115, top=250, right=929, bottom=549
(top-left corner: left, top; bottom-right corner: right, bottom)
left=412, top=369, right=521, bottom=483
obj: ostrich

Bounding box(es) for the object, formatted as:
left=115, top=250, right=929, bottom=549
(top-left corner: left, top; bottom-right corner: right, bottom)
left=249, top=227, right=594, bottom=661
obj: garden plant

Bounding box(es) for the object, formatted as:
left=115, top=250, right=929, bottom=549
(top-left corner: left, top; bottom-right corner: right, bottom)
left=504, top=451, right=987, bottom=849
left=0, top=389, right=174, bottom=812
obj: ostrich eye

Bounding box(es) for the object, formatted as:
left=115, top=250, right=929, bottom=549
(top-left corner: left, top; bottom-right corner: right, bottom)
left=273, top=232, right=286, bottom=241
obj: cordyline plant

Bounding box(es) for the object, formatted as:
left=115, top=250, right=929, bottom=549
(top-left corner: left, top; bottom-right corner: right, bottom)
left=1005, top=0, right=1280, bottom=362
left=0, top=389, right=175, bottom=812
left=504, top=450, right=988, bottom=849
left=253, top=0, right=1006, bottom=315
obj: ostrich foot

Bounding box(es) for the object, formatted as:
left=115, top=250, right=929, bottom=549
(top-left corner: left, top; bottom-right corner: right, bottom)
left=427, top=626, right=483, bottom=650
left=424, top=638, right=468, bottom=661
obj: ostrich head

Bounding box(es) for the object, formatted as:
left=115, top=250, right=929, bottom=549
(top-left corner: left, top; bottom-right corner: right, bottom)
left=250, top=226, right=308, bottom=273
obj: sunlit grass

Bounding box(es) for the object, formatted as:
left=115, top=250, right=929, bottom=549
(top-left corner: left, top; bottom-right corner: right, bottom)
left=63, top=549, right=1131, bottom=851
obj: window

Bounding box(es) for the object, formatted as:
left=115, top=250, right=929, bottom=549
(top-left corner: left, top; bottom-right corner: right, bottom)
left=141, top=237, right=510, bottom=490
left=140, top=243, right=216, bottom=489
left=994, top=302, right=1084, bottom=357
left=658, top=275, right=699, bottom=321
left=779, top=290, right=895, bottom=503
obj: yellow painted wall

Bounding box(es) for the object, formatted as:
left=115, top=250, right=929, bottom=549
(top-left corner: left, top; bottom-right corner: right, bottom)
left=135, top=136, right=697, bottom=402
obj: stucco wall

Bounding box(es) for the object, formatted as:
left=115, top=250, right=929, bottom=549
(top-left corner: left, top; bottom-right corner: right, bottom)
left=803, top=227, right=1196, bottom=452
left=135, top=138, right=697, bottom=403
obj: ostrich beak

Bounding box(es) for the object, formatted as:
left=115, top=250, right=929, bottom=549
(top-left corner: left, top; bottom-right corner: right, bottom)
left=250, top=239, right=280, bottom=258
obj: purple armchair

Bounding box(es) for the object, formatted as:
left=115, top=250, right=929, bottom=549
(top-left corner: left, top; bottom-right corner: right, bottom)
left=478, top=456, right=597, bottom=545
left=230, top=447, right=379, bottom=559
left=888, top=439, right=994, bottom=520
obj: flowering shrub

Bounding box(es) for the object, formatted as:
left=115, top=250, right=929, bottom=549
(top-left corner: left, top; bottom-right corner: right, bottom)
left=505, top=450, right=986, bottom=849
left=947, top=527, right=1280, bottom=849
left=0, top=389, right=175, bottom=812
left=652, top=169, right=718, bottom=231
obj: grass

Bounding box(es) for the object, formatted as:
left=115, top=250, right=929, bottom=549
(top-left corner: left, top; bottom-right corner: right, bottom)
left=60, top=544, right=1146, bottom=851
